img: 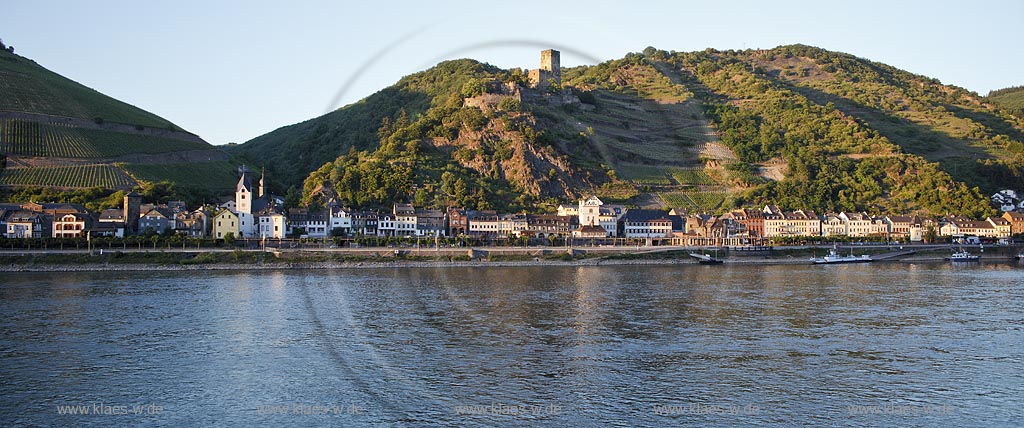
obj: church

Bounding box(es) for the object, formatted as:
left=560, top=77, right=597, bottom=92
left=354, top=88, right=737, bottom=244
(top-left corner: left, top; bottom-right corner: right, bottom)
left=233, top=166, right=281, bottom=238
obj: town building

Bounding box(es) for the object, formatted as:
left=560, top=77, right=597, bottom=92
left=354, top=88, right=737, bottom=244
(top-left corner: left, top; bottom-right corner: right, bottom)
left=468, top=211, right=500, bottom=238
left=1002, top=211, right=1024, bottom=235
left=885, top=215, right=922, bottom=242
left=233, top=166, right=274, bottom=238
left=176, top=209, right=211, bottom=237
left=448, top=208, right=468, bottom=237
left=212, top=209, right=240, bottom=240
left=329, top=206, right=352, bottom=236
left=621, top=209, right=674, bottom=238
left=256, top=206, right=287, bottom=239
left=98, top=208, right=126, bottom=238
left=415, top=209, right=446, bottom=237
left=52, top=212, right=88, bottom=238
left=763, top=206, right=821, bottom=237
left=287, top=206, right=331, bottom=238
left=728, top=208, right=764, bottom=238
left=139, top=207, right=174, bottom=234
left=840, top=212, right=872, bottom=237
left=821, top=213, right=845, bottom=237
left=351, top=210, right=379, bottom=236
left=6, top=210, right=50, bottom=238
left=577, top=195, right=623, bottom=237
left=525, top=214, right=575, bottom=238
left=939, top=216, right=998, bottom=238
left=987, top=216, right=1012, bottom=238
left=394, top=204, right=418, bottom=237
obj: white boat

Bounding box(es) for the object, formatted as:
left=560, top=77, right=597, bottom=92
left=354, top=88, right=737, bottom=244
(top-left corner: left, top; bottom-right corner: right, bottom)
left=688, top=252, right=724, bottom=264
left=946, top=249, right=979, bottom=262
left=810, top=246, right=873, bottom=264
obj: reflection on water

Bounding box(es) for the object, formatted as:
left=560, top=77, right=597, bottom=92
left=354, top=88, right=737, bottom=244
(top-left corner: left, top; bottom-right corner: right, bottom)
left=1, top=263, right=1022, bottom=426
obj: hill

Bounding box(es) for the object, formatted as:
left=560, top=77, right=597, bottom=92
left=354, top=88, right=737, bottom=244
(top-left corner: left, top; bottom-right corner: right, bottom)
left=0, top=46, right=234, bottom=193
left=988, top=86, right=1024, bottom=117
left=234, top=45, right=1024, bottom=217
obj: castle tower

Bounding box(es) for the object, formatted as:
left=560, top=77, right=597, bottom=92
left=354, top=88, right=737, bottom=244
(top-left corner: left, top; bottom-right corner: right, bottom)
left=123, top=190, right=141, bottom=235
left=540, top=49, right=560, bottom=84
left=529, top=49, right=562, bottom=88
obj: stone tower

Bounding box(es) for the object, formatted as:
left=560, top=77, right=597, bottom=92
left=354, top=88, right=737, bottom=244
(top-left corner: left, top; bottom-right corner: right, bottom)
left=540, top=49, right=560, bottom=84
left=123, top=190, right=141, bottom=235
left=529, top=49, right=562, bottom=88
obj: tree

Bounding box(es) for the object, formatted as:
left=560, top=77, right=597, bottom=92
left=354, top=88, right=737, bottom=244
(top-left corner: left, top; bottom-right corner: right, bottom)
left=545, top=79, right=562, bottom=94
left=140, top=180, right=178, bottom=203
left=440, top=171, right=456, bottom=196
left=453, top=178, right=468, bottom=203
left=924, top=225, right=937, bottom=244
left=461, top=79, right=486, bottom=98
left=497, top=97, right=520, bottom=112
left=414, top=188, right=430, bottom=207
left=377, top=116, right=393, bottom=142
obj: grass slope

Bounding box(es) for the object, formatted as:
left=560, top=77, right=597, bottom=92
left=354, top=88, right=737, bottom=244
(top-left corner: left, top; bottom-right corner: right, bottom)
left=988, top=86, right=1024, bottom=117
left=122, top=161, right=237, bottom=192
left=0, top=49, right=179, bottom=129
left=0, top=48, right=237, bottom=192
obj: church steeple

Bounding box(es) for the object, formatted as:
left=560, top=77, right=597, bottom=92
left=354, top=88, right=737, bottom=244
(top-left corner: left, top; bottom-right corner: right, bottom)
left=236, top=165, right=252, bottom=215
left=236, top=165, right=252, bottom=192
left=258, top=167, right=265, bottom=198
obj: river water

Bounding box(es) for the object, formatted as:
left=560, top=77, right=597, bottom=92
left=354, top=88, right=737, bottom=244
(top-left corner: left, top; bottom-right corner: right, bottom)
left=1, top=263, right=1022, bottom=427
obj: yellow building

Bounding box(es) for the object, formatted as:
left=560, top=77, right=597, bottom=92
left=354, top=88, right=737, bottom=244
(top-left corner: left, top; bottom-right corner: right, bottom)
left=213, top=209, right=240, bottom=240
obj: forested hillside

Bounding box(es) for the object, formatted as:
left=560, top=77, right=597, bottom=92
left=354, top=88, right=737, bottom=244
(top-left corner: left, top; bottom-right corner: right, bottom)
left=235, top=45, right=1024, bottom=217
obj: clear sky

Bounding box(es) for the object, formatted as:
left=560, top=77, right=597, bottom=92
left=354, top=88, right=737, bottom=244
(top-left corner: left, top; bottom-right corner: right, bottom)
left=3, top=0, right=1022, bottom=145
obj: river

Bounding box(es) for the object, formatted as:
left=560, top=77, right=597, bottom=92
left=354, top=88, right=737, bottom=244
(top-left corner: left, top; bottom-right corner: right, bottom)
left=1, top=263, right=1022, bottom=426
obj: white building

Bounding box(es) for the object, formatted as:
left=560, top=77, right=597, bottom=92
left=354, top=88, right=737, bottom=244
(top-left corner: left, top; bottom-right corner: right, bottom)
left=621, top=209, right=673, bottom=238
left=821, top=213, right=845, bottom=237
left=556, top=204, right=579, bottom=217
left=577, top=195, right=622, bottom=237
left=839, top=212, right=872, bottom=237
left=377, top=214, right=396, bottom=237
left=329, top=207, right=352, bottom=236
left=393, top=204, right=418, bottom=237
left=257, top=209, right=286, bottom=239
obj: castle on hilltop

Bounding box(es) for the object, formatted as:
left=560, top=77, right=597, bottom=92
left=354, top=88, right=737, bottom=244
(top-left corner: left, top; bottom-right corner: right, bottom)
left=528, top=49, right=561, bottom=89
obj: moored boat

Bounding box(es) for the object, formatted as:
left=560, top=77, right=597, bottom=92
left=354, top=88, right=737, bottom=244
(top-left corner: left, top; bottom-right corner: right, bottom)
left=946, top=249, right=980, bottom=262
left=810, top=245, right=873, bottom=264
left=688, top=253, right=724, bottom=264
